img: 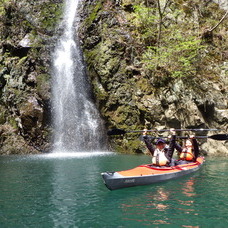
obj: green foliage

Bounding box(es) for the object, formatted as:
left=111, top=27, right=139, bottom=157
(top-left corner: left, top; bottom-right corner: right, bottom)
left=84, top=1, right=103, bottom=26
left=0, top=0, right=10, bottom=16
left=143, top=33, right=204, bottom=78
left=130, top=2, right=210, bottom=80
left=133, top=4, right=157, bottom=30
left=132, top=4, right=157, bottom=42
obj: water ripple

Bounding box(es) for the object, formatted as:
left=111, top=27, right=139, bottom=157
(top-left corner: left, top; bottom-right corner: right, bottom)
left=1, top=155, right=228, bottom=227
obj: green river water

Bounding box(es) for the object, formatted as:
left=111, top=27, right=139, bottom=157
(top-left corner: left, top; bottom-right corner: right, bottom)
left=0, top=152, right=228, bottom=228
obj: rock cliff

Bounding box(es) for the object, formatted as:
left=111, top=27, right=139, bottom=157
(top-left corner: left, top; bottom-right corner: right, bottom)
left=79, top=0, right=228, bottom=155
left=0, top=0, right=227, bottom=155
left=0, top=0, right=63, bottom=154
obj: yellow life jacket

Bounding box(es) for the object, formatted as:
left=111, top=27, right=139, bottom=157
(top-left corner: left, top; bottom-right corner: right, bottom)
left=180, top=148, right=194, bottom=161
left=152, top=149, right=169, bottom=166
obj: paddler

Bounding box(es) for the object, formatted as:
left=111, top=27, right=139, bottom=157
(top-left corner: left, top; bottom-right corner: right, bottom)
left=176, top=135, right=199, bottom=164
left=143, top=128, right=179, bottom=167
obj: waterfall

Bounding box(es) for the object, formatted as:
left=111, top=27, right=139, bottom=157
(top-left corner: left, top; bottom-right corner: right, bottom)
left=52, top=0, right=106, bottom=152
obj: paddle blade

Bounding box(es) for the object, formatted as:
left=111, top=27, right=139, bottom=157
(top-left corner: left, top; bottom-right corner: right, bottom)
left=107, top=129, right=126, bottom=136
left=209, top=134, right=228, bottom=141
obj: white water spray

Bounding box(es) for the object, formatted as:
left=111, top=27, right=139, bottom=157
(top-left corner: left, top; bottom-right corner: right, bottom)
left=52, top=0, right=106, bottom=152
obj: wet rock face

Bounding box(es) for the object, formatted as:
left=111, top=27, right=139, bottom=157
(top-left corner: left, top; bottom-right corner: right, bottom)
left=213, top=0, right=228, bottom=10
left=1, top=0, right=227, bottom=155
left=20, top=97, right=43, bottom=132
left=0, top=0, right=63, bottom=154
left=79, top=0, right=228, bottom=154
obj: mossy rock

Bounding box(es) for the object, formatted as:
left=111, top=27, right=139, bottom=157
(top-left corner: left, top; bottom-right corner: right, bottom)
left=0, top=106, right=6, bottom=124
left=0, top=134, right=39, bottom=155
left=136, top=77, right=152, bottom=94
left=0, top=0, right=61, bottom=154
left=8, top=117, right=18, bottom=129
left=110, top=136, right=145, bottom=154
left=39, top=2, right=63, bottom=33
left=93, top=80, right=108, bottom=101
left=84, top=1, right=103, bottom=27
left=0, top=124, right=39, bottom=155
left=36, top=73, right=51, bottom=100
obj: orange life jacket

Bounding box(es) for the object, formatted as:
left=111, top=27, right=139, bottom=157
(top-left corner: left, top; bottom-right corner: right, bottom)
left=152, top=149, right=169, bottom=166
left=180, top=148, right=194, bottom=161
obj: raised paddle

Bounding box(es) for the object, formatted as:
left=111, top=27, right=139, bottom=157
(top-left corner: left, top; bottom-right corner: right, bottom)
left=191, top=134, right=228, bottom=141
left=140, top=134, right=228, bottom=141
left=107, top=128, right=220, bottom=136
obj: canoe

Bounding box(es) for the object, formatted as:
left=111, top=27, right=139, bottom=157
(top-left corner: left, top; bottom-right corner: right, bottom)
left=101, top=157, right=204, bottom=190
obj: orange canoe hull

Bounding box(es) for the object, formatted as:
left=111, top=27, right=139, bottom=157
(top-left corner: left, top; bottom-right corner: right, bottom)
left=101, top=157, right=204, bottom=190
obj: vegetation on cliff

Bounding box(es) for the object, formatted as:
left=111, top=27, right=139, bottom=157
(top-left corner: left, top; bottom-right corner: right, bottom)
left=0, top=0, right=63, bottom=154
left=80, top=0, right=228, bottom=154
left=0, top=0, right=227, bottom=155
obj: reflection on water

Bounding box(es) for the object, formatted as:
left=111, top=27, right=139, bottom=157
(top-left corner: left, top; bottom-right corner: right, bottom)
left=42, top=151, right=115, bottom=227
left=118, top=158, right=228, bottom=227
left=49, top=158, right=80, bottom=227
left=0, top=155, right=228, bottom=227
left=182, top=178, right=196, bottom=197
left=153, top=187, right=170, bottom=211
left=120, top=175, right=202, bottom=226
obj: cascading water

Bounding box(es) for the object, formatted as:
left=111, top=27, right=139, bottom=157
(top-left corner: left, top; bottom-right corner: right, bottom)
left=52, top=0, right=106, bottom=152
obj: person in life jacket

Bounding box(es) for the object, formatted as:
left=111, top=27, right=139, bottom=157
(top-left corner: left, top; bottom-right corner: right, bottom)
left=143, top=129, right=178, bottom=167
left=175, top=135, right=199, bottom=164
left=179, top=135, right=199, bottom=162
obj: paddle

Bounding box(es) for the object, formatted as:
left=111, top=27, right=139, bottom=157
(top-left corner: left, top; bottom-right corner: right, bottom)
left=140, top=134, right=228, bottom=141
left=193, top=134, right=228, bottom=141
left=107, top=128, right=220, bottom=136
